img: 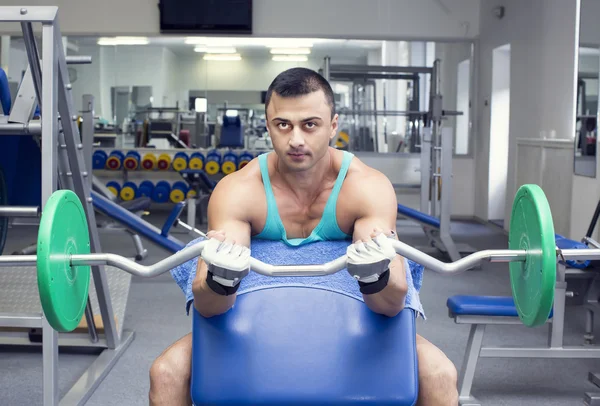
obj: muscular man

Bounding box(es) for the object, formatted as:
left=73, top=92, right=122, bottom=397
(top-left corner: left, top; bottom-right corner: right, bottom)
left=149, top=67, right=458, bottom=406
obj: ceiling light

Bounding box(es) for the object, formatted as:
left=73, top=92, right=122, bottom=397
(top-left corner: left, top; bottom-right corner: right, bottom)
left=185, top=37, right=318, bottom=48
left=203, top=54, right=242, bottom=61
left=272, top=55, right=308, bottom=62
left=97, top=37, right=149, bottom=46
left=194, top=46, right=237, bottom=54
left=270, top=48, right=311, bottom=55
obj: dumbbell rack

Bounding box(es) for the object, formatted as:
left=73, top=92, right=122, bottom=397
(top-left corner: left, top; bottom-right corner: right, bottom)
left=0, top=7, right=133, bottom=406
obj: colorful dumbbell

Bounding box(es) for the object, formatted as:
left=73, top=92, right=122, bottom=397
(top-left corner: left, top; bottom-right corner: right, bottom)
left=106, top=151, right=125, bottom=170
left=106, top=181, right=121, bottom=197
left=170, top=181, right=189, bottom=203
left=238, top=151, right=254, bottom=170
left=142, top=153, right=157, bottom=170
left=222, top=151, right=238, bottom=175
left=189, top=152, right=205, bottom=170
left=187, top=189, right=197, bottom=199
left=123, top=151, right=141, bottom=171
left=157, top=154, right=171, bottom=171
left=152, top=181, right=171, bottom=203
left=172, top=152, right=189, bottom=171
left=205, top=150, right=222, bottom=175
left=93, top=150, right=108, bottom=170
left=138, top=180, right=154, bottom=199
left=120, top=181, right=138, bottom=201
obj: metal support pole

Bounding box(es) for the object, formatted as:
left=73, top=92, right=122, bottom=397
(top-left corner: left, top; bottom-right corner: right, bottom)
left=53, top=21, right=119, bottom=349
left=323, top=56, right=331, bottom=82
left=549, top=262, right=566, bottom=348
left=438, top=127, right=460, bottom=261
left=40, top=20, right=58, bottom=406
left=420, top=128, right=431, bottom=214
left=458, top=324, right=485, bottom=400
left=21, top=22, right=43, bottom=107
left=82, top=95, right=94, bottom=192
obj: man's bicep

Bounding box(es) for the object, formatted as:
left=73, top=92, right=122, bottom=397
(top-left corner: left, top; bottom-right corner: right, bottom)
left=352, top=174, right=398, bottom=242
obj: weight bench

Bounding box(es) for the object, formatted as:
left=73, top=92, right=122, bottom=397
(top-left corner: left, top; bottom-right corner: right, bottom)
left=447, top=295, right=555, bottom=406
left=448, top=234, right=600, bottom=405
left=191, top=285, right=419, bottom=405
left=396, top=203, right=475, bottom=261
left=397, top=203, right=440, bottom=229
left=91, top=191, right=185, bottom=253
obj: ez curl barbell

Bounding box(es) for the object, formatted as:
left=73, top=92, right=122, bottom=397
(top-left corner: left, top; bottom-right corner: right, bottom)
left=0, top=185, right=592, bottom=332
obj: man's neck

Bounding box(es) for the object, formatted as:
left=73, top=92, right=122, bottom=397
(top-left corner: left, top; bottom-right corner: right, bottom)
left=274, top=149, right=334, bottom=201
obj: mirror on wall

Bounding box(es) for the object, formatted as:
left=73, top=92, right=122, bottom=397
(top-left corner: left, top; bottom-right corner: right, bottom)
left=4, top=35, right=473, bottom=155
left=575, top=0, right=600, bottom=177
left=575, top=47, right=598, bottom=177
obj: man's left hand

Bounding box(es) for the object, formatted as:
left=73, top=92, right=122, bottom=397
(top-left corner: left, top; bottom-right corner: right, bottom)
left=347, top=230, right=397, bottom=284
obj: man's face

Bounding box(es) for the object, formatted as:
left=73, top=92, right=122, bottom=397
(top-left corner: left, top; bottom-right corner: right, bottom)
left=266, top=90, right=338, bottom=172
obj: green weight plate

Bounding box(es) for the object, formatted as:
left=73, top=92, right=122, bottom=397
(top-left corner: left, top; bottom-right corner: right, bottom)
left=509, top=184, right=556, bottom=327
left=37, top=190, right=91, bottom=332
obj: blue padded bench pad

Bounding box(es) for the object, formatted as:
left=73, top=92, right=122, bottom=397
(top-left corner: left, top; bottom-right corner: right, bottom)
left=397, top=203, right=440, bottom=229
left=91, top=191, right=185, bottom=253
left=191, top=285, right=418, bottom=406
left=555, top=234, right=591, bottom=269
left=447, top=295, right=553, bottom=318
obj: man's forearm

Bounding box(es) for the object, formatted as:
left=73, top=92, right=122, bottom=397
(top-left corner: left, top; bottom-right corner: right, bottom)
left=192, top=260, right=237, bottom=318
left=362, top=256, right=408, bottom=317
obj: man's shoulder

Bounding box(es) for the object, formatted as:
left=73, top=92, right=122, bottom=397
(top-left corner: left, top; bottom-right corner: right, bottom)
left=212, top=159, right=263, bottom=197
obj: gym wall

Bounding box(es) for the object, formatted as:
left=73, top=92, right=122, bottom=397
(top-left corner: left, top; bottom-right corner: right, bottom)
left=0, top=0, right=480, bottom=41
left=475, top=0, right=579, bottom=237
left=571, top=0, right=600, bottom=241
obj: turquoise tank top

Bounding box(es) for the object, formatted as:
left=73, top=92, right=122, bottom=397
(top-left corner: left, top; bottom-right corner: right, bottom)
left=254, top=151, right=354, bottom=246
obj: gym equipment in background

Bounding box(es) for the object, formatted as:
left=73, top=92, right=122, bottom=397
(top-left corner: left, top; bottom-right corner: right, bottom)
left=189, top=151, right=205, bottom=170
left=152, top=181, right=172, bottom=203
left=170, top=181, right=189, bottom=203
left=238, top=151, right=254, bottom=169
left=123, top=151, right=141, bottom=171
left=172, top=152, right=189, bottom=171
left=0, top=9, right=134, bottom=405
left=142, top=153, right=157, bottom=170
left=92, top=150, right=108, bottom=170
left=205, top=149, right=222, bottom=175
left=323, top=58, right=470, bottom=262
left=138, top=180, right=154, bottom=199
left=106, top=150, right=124, bottom=170
left=119, top=182, right=137, bottom=201
left=106, top=181, right=121, bottom=197
left=221, top=150, right=238, bottom=174
left=157, top=153, right=171, bottom=170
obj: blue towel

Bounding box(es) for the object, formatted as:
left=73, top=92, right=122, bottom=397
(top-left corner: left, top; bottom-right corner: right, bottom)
left=170, top=238, right=425, bottom=318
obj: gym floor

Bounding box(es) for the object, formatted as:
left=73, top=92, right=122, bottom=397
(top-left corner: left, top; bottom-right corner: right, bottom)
left=1, top=215, right=599, bottom=405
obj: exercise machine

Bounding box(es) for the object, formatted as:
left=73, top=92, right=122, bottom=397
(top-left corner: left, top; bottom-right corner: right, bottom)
left=322, top=57, right=474, bottom=262
left=0, top=7, right=133, bottom=405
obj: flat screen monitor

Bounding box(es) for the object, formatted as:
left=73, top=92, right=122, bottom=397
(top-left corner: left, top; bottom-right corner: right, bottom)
left=159, top=0, right=252, bottom=34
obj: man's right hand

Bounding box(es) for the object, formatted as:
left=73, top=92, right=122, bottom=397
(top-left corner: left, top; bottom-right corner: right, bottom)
left=200, top=230, right=251, bottom=295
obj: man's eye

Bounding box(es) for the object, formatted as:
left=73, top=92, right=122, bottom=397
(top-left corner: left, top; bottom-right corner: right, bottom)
left=278, top=123, right=289, bottom=130
left=305, top=122, right=316, bottom=129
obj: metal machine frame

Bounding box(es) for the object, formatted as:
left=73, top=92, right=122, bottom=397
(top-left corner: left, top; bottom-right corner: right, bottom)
left=0, top=7, right=134, bottom=405
left=322, top=57, right=473, bottom=262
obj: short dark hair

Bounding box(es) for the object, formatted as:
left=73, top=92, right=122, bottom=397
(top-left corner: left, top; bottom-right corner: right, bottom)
left=264, top=67, right=336, bottom=119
